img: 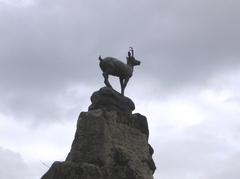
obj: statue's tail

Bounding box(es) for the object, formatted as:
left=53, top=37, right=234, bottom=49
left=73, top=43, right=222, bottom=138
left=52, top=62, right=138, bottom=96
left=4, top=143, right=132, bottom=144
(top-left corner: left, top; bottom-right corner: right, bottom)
left=99, top=56, right=103, bottom=62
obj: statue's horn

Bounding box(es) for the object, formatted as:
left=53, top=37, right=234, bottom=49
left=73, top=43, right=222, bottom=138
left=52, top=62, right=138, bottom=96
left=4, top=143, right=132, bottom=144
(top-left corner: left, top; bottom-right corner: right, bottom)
left=129, top=47, right=134, bottom=57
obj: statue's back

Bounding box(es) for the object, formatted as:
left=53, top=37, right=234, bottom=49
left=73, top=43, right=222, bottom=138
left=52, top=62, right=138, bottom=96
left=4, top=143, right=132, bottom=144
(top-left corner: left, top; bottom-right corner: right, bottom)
left=99, top=57, right=132, bottom=78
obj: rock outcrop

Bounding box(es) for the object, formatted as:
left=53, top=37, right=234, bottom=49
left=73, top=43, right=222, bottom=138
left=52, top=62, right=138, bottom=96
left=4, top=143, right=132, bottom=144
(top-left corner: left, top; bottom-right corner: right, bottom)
left=41, top=87, right=156, bottom=179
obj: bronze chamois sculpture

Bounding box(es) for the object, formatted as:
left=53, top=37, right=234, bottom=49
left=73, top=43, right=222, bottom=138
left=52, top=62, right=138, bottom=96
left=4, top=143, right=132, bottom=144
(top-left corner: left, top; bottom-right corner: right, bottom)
left=99, top=47, right=141, bottom=96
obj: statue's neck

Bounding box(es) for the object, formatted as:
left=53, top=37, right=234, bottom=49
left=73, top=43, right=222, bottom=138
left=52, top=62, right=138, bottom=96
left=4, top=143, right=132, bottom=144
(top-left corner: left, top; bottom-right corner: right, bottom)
left=127, top=62, right=134, bottom=70
left=127, top=60, right=134, bottom=70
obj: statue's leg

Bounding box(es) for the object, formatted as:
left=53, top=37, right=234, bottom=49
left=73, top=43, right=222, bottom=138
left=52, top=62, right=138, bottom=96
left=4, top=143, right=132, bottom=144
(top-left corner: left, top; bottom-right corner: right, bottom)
left=120, top=77, right=124, bottom=95
left=103, top=72, right=112, bottom=88
left=122, top=78, right=129, bottom=95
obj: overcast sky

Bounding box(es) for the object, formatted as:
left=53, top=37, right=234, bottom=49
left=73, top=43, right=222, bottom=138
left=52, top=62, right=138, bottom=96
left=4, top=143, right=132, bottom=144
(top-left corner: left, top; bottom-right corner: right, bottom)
left=0, top=0, right=240, bottom=178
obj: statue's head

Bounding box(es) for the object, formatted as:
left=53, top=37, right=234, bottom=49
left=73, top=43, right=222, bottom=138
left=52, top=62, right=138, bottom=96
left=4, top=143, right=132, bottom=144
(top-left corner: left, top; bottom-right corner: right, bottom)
left=127, top=47, right=141, bottom=66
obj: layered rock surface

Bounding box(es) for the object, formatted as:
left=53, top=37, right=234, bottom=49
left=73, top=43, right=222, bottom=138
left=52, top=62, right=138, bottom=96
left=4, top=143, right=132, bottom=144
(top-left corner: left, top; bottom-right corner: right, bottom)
left=41, top=87, right=155, bottom=179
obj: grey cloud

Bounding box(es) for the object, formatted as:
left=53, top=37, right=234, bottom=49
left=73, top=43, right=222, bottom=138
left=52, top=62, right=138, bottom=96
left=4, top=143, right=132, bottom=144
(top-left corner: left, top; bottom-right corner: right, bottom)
left=1, top=0, right=240, bottom=122
left=1, top=0, right=240, bottom=91
left=2, top=0, right=240, bottom=89
left=0, top=147, right=33, bottom=179
left=0, top=84, right=91, bottom=123
left=1, top=1, right=240, bottom=179
left=205, top=153, right=240, bottom=179
left=225, top=96, right=240, bottom=105
left=152, top=115, right=240, bottom=179
left=0, top=146, right=47, bottom=179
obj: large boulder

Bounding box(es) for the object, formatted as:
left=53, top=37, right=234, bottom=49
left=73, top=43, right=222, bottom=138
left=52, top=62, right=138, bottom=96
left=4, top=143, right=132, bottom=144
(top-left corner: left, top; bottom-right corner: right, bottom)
left=88, top=87, right=135, bottom=114
left=41, top=88, right=155, bottom=179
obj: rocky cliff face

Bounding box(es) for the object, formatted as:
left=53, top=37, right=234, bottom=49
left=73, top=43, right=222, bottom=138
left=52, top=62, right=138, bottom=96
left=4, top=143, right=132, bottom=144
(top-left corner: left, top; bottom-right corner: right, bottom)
left=41, top=87, right=156, bottom=179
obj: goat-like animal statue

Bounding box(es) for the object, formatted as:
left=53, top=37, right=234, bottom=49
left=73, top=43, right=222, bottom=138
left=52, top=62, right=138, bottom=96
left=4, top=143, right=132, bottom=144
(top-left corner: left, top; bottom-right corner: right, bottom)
left=99, top=47, right=141, bottom=96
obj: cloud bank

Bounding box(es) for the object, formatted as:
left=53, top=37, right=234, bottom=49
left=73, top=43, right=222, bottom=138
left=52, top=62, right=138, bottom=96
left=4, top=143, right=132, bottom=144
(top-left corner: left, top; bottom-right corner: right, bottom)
left=0, top=0, right=240, bottom=178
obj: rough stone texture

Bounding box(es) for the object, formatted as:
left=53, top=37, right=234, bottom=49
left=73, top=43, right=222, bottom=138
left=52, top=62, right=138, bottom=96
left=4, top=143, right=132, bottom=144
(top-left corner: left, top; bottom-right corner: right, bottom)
left=41, top=88, right=155, bottom=179
left=88, top=87, right=135, bottom=114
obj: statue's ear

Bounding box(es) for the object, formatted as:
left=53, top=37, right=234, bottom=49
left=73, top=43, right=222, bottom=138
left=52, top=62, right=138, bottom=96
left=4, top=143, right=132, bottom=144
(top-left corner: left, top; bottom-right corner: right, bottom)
left=128, top=51, right=131, bottom=57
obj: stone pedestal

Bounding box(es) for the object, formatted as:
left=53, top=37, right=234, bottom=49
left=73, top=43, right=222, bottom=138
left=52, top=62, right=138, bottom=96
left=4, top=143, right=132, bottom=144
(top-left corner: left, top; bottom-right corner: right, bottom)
left=41, top=87, right=155, bottom=179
